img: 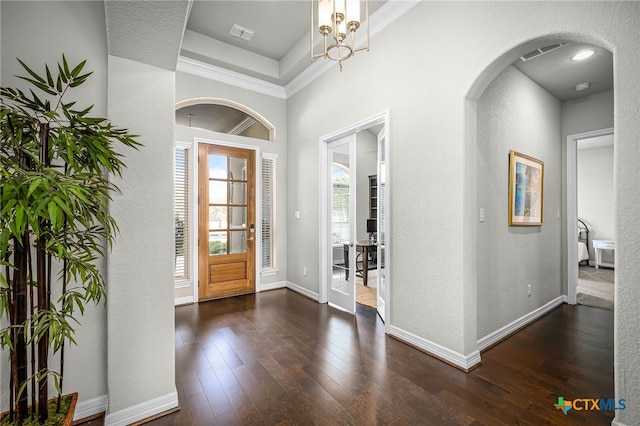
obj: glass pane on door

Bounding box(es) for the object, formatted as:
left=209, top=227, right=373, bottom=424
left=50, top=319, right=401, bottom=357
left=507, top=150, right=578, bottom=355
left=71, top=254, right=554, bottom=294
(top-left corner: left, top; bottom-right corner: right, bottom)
left=229, top=157, right=247, bottom=180
left=209, top=232, right=227, bottom=255
left=209, top=155, right=227, bottom=178
left=331, top=143, right=351, bottom=294
left=229, top=231, right=247, bottom=254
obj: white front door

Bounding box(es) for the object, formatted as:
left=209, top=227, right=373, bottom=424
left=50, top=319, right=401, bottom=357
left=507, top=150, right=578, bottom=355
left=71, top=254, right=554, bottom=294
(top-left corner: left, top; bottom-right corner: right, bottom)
left=328, top=134, right=356, bottom=313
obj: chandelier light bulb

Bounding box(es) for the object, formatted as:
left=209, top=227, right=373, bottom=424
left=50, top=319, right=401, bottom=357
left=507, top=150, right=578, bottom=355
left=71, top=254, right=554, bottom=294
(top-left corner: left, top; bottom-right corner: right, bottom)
left=311, top=0, right=370, bottom=71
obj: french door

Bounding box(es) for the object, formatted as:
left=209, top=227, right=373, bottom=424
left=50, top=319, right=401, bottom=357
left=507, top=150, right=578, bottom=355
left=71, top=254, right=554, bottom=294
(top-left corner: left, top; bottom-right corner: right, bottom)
left=376, top=128, right=386, bottom=321
left=327, top=135, right=356, bottom=313
left=198, top=144, right=255, bottom=300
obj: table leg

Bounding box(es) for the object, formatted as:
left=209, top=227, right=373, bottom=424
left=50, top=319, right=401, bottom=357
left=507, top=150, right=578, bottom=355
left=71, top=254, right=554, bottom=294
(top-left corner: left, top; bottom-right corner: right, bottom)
left=363, top=249, right=368, bottom=287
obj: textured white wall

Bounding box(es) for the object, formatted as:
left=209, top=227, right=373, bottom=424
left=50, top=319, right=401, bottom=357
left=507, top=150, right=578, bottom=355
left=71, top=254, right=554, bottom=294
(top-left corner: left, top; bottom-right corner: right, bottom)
left=175, top=72, right=289, bottom=292
left=286, top=4, right=640, bottom=417
left=0, top=0, right=109, bottom=408
left=577, top=145, right=614, bottom=259
left=476, top=66, right=562, bottom=339
left=106, top=56, right=176, bottom=414
left=560, top=90, right=614, bottom=292
left=356, top=131, right=378, bottom=241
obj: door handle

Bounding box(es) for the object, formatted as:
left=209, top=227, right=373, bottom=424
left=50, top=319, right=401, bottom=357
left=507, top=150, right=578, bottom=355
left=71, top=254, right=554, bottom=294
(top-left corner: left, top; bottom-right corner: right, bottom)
left=247, top=236, right=255, bottom=241
left=349, top=242, right=354, bottom=247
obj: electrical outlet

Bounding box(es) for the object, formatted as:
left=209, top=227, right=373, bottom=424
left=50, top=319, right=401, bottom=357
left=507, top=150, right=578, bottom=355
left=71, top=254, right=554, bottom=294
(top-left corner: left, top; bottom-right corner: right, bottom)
left=303, top=267, right=307, bottom=276
left=527, top=284, right=532, bottom=296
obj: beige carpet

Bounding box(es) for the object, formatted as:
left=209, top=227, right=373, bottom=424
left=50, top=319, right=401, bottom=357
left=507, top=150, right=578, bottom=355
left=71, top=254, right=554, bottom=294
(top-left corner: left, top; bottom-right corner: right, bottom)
left=577, top=266, right=614, bottom=311
left=356, top=281, right=377, bottom=308
left=356, top=268, right=378, bottom=308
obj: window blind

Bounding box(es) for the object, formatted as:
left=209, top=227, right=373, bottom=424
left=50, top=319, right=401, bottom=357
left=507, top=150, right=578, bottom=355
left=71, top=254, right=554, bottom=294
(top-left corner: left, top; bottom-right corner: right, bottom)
left=262, top=155, right=277, bottom=270
left=175, top=146, right=189, bottom=280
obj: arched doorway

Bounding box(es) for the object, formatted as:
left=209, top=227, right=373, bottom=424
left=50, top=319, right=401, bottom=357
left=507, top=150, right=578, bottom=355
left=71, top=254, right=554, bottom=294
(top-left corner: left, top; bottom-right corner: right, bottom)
left=173, top=98, right=277, bottom=304
left=176, top=98, right=275, bottom=141
left=465, top=34, right=614, bottom=355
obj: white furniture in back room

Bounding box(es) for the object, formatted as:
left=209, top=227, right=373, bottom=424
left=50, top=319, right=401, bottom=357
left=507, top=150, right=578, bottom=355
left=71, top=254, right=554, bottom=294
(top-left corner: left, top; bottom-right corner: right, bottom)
left=593, top=239, right=615, bottom=269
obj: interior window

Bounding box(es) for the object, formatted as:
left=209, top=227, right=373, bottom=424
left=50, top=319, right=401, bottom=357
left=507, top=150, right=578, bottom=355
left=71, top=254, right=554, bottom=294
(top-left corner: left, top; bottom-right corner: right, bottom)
left=176, top=103, right=273, bottom=141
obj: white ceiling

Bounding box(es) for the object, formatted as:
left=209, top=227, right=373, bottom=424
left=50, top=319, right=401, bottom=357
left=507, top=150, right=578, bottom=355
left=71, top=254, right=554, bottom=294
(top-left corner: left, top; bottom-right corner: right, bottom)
left=187, top=1, right=310, bottom=61
left=512, top=42, right=613, bottom=102
left=171, top=2, right=615, bottom=132
left=183, top=3, right=613, bottom=100
left=577, top=133, right=614, bottom=150
left=182, top=0, right=388, bottom=85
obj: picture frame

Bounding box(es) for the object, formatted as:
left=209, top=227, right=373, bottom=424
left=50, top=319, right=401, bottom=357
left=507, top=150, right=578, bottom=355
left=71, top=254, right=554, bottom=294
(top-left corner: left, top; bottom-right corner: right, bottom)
left=508, top=150, right=544, bottom=226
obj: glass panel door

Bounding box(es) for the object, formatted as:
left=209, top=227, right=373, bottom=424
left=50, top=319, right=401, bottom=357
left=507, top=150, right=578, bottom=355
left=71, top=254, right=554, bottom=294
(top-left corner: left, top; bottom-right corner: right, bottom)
left=328, top=134, right=356, bottom=313
left=376, top=128, right=386, bottom=321
left=199, top=144, right=255, bottom=300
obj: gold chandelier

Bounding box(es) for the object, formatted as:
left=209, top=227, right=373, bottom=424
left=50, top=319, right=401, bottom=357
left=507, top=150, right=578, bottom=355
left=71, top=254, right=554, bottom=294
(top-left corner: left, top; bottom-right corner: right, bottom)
left=310, top=0, right=370, bottom=71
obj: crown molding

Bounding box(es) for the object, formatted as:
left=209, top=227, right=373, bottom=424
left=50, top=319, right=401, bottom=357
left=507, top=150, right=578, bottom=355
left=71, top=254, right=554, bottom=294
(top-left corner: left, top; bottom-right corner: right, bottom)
left=177, top=0, right=421, bottom=99
left=177, top=57, right=287, bottom=99
left=285, top=0, right=422, bottom=97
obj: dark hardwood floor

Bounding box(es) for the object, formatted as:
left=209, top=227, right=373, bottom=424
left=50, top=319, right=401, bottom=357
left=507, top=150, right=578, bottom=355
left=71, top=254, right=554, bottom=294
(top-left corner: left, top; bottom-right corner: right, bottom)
left=142, top=289, right=613, bottom=425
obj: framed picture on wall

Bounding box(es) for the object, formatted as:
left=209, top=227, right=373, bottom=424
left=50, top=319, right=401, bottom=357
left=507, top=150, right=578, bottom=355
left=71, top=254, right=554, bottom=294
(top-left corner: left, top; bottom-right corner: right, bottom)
left=508, top=150, right=544, bottom=226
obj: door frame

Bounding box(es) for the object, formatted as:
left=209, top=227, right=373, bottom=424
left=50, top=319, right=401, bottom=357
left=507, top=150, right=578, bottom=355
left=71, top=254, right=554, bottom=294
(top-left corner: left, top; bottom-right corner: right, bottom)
left=319, top=111, right=390, bottom=329
left=566, top=127, right=614, bottom=305
left=192, top=137, right=262, bottom=303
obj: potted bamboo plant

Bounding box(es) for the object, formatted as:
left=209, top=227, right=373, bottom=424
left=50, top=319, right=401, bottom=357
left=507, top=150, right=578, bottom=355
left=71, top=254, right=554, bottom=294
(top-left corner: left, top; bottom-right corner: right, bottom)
left=0, top=56, right=139, bottom=425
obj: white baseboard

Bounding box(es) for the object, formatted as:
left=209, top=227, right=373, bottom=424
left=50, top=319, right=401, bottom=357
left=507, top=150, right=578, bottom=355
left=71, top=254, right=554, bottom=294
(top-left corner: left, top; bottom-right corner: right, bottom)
left=258, top=281, right=286, bottom=292
left=105, top=390, right=179, bottom=426
left=477, top=296, right=565, bottom=352
left=389, top=325, right=482, bottom=371
left=174, top=296, right=194, bottom=306
left=73, top=394, right=108, bottom=421
left=286, top=281, right=319, bottom=301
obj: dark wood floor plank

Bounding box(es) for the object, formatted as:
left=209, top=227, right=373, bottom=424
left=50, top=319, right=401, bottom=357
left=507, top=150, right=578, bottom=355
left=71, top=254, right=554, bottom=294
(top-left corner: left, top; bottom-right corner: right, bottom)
left=143, top=289, right=614, bottom=426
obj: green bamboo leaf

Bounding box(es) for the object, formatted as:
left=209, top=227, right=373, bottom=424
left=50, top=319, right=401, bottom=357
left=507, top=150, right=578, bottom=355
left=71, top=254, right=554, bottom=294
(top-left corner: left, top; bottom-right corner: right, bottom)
left=27, top=178, right=41, bottom=198
left=47, top=201, right=58, bottom=227
left=57, top=63, right=68, bottom=83
left=14, top=203, right=25, bottom=233
left=70, top=59, right=87, bottom=78
left=56, top=75, right=63, bottom=92
left=53, top=195, right=72, bottom=217
left=16, top=76, right=57, bottom=96
left=17, top=58, right=46, bottom=84
left=62, top=54, right=71, bottom=76
left=45, top=64, right=54, bottom=87
left=70, top=72, right=93, bottom=87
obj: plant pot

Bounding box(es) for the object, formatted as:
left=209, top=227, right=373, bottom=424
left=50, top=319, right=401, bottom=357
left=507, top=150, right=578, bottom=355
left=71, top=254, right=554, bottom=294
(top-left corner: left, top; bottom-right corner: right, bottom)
left=0, top=392, right=78, bottom=426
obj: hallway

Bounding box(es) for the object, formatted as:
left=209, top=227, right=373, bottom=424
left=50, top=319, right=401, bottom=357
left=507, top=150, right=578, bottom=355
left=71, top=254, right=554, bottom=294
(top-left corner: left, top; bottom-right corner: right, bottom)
left=150, top=290, right=613, bottom=425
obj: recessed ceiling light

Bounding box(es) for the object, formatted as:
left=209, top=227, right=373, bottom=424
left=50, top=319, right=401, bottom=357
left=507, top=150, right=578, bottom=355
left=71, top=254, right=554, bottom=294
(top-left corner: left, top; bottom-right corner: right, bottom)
left=571, top=49, right=595, bottom=61
left=575, top=82, right=591, bottom=92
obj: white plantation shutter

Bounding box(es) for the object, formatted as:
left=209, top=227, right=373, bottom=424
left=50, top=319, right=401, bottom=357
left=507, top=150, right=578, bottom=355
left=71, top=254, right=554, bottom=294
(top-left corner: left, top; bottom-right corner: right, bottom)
left=262, top=154, right=277, bottom=271
left=175, top=146, right=189, bottom=280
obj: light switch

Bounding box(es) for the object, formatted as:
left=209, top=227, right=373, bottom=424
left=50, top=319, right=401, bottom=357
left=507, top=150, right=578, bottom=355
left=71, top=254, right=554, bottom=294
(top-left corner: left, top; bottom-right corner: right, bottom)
left=479, top=208, right=485, bottom=222
left=294, top=210, right=301, bottom=219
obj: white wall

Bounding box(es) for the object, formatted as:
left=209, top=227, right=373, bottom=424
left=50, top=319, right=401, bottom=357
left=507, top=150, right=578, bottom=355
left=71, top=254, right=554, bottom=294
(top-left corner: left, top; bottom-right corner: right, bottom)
left=577, top=145, right=614, bottom=263
left=175, top=71, right=288, bottom=294
left=106, top=56, right=177, bottom=419
left=561, top=90, right=614, bottom=276
left=476, top=66, right=562, bottom=339
left=0, top=0, right=109, bottom=409
left=356, top=130, right=378, bottom=241
left=286, top=3, right=640, bottom=419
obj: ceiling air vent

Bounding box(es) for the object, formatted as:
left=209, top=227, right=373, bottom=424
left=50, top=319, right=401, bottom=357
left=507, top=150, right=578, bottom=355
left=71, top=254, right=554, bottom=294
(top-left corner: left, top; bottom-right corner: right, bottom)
left=520, top=43, right=569, bottom=62
left=229, top=24, right=254, bottom=42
